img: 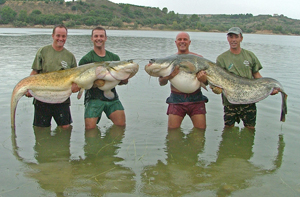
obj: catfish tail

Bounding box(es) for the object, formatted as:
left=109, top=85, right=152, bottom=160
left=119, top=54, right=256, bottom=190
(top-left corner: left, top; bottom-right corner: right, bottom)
left=11, top=77, right=31, bottom=130
left=280, top=92, right=288, bottom=122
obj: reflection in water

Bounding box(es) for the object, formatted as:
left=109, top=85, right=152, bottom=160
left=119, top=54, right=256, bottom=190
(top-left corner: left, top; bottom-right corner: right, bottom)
left=26, top=126, right=73, bottom=196
left=12, top=125, right=135, bottom=196
left=3, top=29, right=299, bottom=196
left=33, top=126, right=72, bottom=163
left=141, top=128, right=206, bottom=196
left=141, top=127, right=285, bottom=196
left=68, top=125, right=135, bottom=195
left=210, top=127, right=285, bottom=196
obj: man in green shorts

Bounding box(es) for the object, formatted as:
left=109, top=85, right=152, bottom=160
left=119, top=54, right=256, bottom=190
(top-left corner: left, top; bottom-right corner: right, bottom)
left=215, top=27, right=278, bottom=129
left=26, top=24, right=80, bottom=129
left=79, top=27, right=129, bottom=130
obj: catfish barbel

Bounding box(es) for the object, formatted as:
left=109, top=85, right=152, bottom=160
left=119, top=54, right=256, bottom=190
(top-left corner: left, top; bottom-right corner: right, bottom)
left=145, top=54, right=287, bottom=122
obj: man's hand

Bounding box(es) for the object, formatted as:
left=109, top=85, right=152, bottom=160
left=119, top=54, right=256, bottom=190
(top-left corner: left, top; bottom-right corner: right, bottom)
left=71, top=83, right=81, bottom=93
left=168, top=66, right=180, bottom=79
left=196, top=70, right=207, bottom=83
left=159, top=66, right=180, bottom=86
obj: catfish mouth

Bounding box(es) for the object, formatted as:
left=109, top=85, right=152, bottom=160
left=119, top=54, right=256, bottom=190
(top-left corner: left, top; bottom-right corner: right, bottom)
left=149, top=59, right=156, bottom=64
left=109, top=62, right=139, bottom=81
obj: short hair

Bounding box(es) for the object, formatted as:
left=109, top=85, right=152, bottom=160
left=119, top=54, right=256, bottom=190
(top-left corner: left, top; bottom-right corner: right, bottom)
left=92, top=26, right=107, bottom=37
left=52, top=24, right=68, bottom=35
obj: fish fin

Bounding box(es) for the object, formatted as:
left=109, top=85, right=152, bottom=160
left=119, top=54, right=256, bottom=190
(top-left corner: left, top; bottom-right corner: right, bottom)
left=280, top=92, right=288, bottom=122
left=178, top=61, right=197, bottom=73
left=104, top=90, right=115, bottom=100
left=29, top=89, right=71, bottom=103
left=77, top=89, right=84, bottom=99
left=212, top=86, right=223, bottom=94
left=200, top=82, right=208, bottom=91
left=93, top=79, right=105, bottom=88
left=208, top=84, right=223, bottom=94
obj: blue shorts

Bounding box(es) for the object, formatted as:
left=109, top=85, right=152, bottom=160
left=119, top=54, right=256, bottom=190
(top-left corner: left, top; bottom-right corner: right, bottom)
left=84, top=99, right=124, bottom=123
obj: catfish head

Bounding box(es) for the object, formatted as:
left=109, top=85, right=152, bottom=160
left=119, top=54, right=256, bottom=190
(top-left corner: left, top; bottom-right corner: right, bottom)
left=145, top=54, right=210, bottom=78
left=145, top=55, right=177, bottom=77
left=105, top=60, right=139, bottom=81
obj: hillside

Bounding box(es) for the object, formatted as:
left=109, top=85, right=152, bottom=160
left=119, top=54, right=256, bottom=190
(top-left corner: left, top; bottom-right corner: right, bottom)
left=1, top=0, right=300, bottom=35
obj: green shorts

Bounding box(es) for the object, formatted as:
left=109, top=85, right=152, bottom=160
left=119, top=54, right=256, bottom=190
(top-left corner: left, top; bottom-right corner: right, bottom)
left=224, top=103, right=256, bottom=127
left=84, top=99, right=124, bottom=123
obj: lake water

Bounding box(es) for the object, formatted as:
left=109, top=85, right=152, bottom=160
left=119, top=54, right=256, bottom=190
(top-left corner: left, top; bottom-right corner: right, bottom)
left=0, top=28, right=299, bottom=197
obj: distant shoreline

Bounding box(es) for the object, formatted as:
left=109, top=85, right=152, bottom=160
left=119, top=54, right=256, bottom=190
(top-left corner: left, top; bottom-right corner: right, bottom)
left=0, top=24, right=286, bottom=36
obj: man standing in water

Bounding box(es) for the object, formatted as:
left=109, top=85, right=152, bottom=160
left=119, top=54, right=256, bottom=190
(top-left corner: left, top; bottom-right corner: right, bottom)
left=214, top=27, right=278, bottom=129
left=26, top=24, right=79, bottom=129
left=158, top=32, right=208, bottom=129
left=79, top=27, right=129, bottom=130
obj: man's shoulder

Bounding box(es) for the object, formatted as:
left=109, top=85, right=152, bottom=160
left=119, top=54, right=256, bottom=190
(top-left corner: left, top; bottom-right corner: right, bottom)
left=217, top=50, right=230, bottom=59
left=62, top=47, right=75, bottom=56
left=241, top=48, right=256, bottom=56
left=188, top=52, right=203, bottom=57
left=81, top=50, right=95, bottom=58
left=79, top=50, right=96, bottom=65
left=38, top=45, right=52, bottom=52
left=105, top=50, right=120, bottom=60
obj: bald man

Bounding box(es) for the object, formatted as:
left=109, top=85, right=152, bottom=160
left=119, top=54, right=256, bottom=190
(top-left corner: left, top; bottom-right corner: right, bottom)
left=158, top=32, right=208, bottom=130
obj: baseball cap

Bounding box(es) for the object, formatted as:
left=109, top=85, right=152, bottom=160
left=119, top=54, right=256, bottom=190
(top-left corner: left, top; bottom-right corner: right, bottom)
left=227, top=27, right=243, bottom=35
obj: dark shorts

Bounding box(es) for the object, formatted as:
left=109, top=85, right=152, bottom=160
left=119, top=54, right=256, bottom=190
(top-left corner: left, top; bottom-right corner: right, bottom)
left=224, top=103, right=256, bottom=127
left=84, top=99, right=124, bottom=123
left=166, top=89, right=208, bottom=103
left=167, top=102, right=206, bottom=117
left=33, top=101, right=72, bottom=127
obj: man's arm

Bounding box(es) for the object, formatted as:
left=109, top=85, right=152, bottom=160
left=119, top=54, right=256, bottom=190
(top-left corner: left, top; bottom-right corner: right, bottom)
left=196, top=70, right=208, bottom=84
left=159, top=76, right=169, bottom=86
left=30, top=69, right=39, bottom=76
left=253, top=71, right=262, bottom=79
left=253, top=71, right=278, bottom=95
left=159, top=66, right=180, bottom=86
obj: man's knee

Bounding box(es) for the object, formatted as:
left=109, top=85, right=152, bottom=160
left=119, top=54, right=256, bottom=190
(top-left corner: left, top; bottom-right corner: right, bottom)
left=85, top=118, right=98, bottom=130
left=110, top=110, right=126, bottom=126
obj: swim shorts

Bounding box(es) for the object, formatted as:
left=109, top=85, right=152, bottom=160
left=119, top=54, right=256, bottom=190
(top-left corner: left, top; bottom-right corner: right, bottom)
left=167, top=102, right=206, bottom=117
left=84, top=99, right=124, bottom=123
left=224, top=103, right=256, bottom=127
left=33, top=100, right=72, bottom=127
left=166, top=89, right=208, bottom=103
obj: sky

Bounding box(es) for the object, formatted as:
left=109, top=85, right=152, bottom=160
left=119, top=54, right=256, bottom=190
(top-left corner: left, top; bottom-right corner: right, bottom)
left=109, top=0, right=300, bottom=20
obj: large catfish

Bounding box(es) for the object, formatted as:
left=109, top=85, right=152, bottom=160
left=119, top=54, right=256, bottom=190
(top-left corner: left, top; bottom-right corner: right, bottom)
left=145, top=54, right=287, bottom=122
left=11, top=60, right=139, bottom=130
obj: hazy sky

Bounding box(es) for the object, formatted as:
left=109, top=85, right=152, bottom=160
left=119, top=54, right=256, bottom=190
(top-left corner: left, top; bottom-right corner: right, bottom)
left=110, top=0, right=300, bottom=20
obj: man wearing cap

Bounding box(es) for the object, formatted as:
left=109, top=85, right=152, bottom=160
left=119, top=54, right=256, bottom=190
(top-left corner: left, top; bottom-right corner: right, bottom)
left=214, top=27, right=278, bottom=129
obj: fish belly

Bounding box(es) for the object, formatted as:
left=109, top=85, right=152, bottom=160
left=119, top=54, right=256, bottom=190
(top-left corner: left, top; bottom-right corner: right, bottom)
left=170, top=72, right=200, bottom=93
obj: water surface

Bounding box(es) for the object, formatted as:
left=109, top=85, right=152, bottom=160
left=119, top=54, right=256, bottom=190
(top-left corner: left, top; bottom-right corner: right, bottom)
left=0, top=28, right=299, bottom=196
